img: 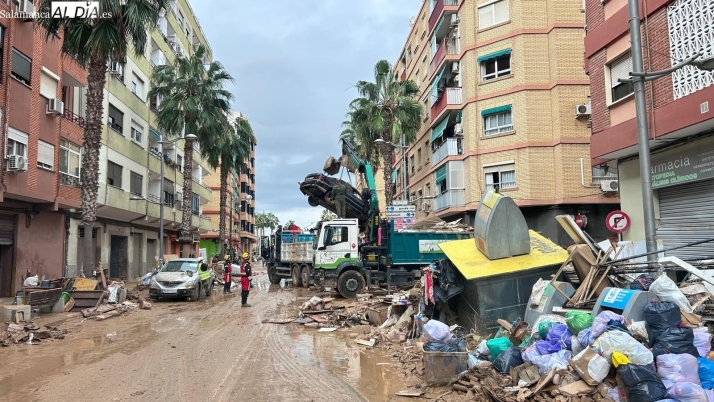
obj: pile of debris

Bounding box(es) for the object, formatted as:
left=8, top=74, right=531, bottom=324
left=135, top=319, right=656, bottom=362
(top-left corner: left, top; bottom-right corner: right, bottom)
left=0, top=321, right=68, bottom=346
left=402, top=216, right=473, bottom=232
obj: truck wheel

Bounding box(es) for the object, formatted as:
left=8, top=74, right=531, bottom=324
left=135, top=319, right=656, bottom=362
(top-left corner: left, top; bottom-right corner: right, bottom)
left=268, top=265, right=281, bottom=284
left=337, top=271, right=365, bottom=298
left=292, top=265, right=303, bottom=287
left=301, top=265, right=310, bottom=288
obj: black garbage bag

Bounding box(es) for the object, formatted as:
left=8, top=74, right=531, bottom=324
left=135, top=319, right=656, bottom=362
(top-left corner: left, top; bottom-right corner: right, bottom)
left=651, top=327, right=699, bottom=359
left=643, top=301, right=681, bottom=346
left=424, top=339, right=467, bottom=353
left=616, top=362, right=667, bottom=402
left=629, top=274, right=655, bottom=291
left=493, top=346, right=523, bottom=374
left=605, top=319, right=633, bottom=336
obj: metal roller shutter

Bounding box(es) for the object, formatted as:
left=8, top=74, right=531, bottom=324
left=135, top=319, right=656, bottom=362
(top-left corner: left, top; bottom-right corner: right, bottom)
left=657, top=179, right=714, bottom=260
left=0, top=214, right=15, bottom=245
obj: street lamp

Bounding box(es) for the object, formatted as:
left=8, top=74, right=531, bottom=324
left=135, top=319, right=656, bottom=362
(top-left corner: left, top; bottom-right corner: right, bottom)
left=375, top=138, right=409, bottom=200
left=621, top=0, right=714, bottom=262
left=131, top=133, right=198, bottom=267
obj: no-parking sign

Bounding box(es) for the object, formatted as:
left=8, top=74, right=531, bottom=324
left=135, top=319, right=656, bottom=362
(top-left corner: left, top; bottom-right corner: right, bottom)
left=606, top=210, right=631, bottom=234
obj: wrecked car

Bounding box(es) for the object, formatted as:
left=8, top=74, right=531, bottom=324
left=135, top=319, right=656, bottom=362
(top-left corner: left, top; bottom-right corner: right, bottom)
left=299, top=173, right=366, bottom=220
left=149, top=258, right=214, bottom=302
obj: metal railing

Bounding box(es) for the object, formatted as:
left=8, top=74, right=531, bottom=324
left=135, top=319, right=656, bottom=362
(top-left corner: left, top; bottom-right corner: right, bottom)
left=433, top=138, right=462, bottom=166
left=60, top=173, right=80, bottom=187
left=434, top=189, right=466, bottom=212
left=63, top=108, right=85, bottom=128
left=431, top=87, right=462, bottom=120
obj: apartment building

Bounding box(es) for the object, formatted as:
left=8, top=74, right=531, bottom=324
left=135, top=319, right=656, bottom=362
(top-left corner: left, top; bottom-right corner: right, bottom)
left=0, top=3, right=87, bottom=296
left=200, top=111, right=257, bottom=258
left=586, top=0, right=714, bottom=259
left=64, top=0, right=215, bottom=280
left=392, top=0, right=620, bottom=245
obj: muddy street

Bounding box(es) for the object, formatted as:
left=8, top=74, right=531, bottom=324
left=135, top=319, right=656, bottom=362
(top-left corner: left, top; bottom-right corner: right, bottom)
left=0, top=271, right=412, bottom=402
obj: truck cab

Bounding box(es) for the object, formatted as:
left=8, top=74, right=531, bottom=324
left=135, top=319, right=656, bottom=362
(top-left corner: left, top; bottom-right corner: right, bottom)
left=313, top=219, right=360, bottom=270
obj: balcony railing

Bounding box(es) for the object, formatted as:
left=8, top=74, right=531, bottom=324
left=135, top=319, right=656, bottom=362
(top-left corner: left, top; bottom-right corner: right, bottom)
left=446, top=37, right=460, bottom=55
left=429, top=0, right=445, bottom=31
left=431, top=87, right=462, bottom=120
left=400, top=69, right=407, bottom=81
left=434, top=189, right=465, bottom=212
left=433, top=138, right=462, bottom=166
left=431, top=41, right=446, bottom=73
left=192, top=176, right=212, bottom=192
left=200, top=214, right=212, bottom=221
left=60, top=173, right=80, bottom=187
left=63, top=108, right=85, bottom=128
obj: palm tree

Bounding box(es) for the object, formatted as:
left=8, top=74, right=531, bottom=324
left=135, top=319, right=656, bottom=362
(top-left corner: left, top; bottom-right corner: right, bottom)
left=339, top=116, right=381, bottom=170
left=36, top=0, right=168, bottom=275
left=347, top=60, right=423, bottom=205
left=148, top=45, right=233, bottom=256
left=320, top=209, right=335, bottom=221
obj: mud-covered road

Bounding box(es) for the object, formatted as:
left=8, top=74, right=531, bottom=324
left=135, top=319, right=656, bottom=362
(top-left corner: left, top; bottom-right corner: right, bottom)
left=0, top=271, right=412, bottom=402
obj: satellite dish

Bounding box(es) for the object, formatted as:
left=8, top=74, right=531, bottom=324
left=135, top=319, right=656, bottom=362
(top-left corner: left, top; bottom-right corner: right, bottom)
left=409, top=17, right=416, bottom=26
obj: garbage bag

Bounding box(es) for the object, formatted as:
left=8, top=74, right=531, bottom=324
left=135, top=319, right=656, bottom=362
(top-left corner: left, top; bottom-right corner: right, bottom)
left=650, top=273, right=694, bottom=313
left=468, top=354, right=488, bottom=369
left=519, top=335, right=532, bottom=348
left=597, top=331, right=654, bottom=365
left=535, top=324, right=572, bottom=354
left=592, top=311, right=625, bottom=338
left=629, top=321, right=648, bottom=341
left=611, top=351, right=631, bottom=367
left=616, top=362, right=668, bottom=402
left=530, top=350, right=571, bottom=375
left=656, top=353, right=701, bottom=390
left=605, top=386, right=622, bottom=402
left=571, top=335, right=582, bottom=355
left=530, top=279, right=548, bottom=307
left=667, top=382, right=709, bottom=402
left=565, top=311, right=594, bottom=335
left=629, top=273, right=655, bottom=291
left=697, top=357, right=714, bottom=390
left=23, top=275, right=39, bottom=287
left=605, top=319, right=633, bottom=337
left=694, top=329, right=712, bottom=358
left=578, top=327, right=595, bottom=347
left=538, top=321, right=559, bottom=340
left=475, top=340, right=490, bottom=358
left=487, top=337, right=513, bottom=360
left=424, top=339, right=466, bottom=352
left=644, top=300, right=682, bottom=346
left=423, top=319, right=452, bottom=343
left=652, top=327, right=699, bottom=359
left=521, top=345, right=542, bottom=363
left=531, top=314, right=566, bottom=337
left=572, top=347, right=610, bottom=385
left=493, top=346, right=523, bottom=374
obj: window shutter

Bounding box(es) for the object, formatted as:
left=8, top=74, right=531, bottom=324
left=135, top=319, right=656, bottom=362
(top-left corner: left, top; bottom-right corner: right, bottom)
left=448, top=161, right=464, bottom=189
left=478, top=6, right=494, bottom=28
left=11, top=50, right=31, bottom=82
left=494, top=0, right=509, bottom=24
left=8, top=127, right=28, bottom=144
left=38, top=141, right=55, bottom=168
left=610, top=52, right=633, bottom=88
left=40, top=72, right=58, bottom=99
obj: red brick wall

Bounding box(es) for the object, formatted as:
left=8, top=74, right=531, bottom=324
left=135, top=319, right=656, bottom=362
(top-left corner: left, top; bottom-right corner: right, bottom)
left=589, top=50, right=610, bottom=133
left=585, top=0, right=606, bottom=31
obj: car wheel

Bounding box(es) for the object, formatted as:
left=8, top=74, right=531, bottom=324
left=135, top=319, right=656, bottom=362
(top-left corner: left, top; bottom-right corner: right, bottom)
left=151, top=296, right=159, bottom=302
left=268, top=265, right=281, bottom=284
left=307, top=196, right=320, bottom=207
left=301, top=265, right=310, bottom=288
left=337, top=271, right=365, bottom=299
left=292, top=264, right=303, bottom=287
left=190, top=284, right=200, bottom=301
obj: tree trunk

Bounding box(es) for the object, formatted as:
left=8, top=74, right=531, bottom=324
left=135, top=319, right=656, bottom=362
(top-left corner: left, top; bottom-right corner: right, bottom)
left=218, top=162, right=229, bottom=256
left=180, top=139, right=195, bottom=257
left=80, top=56, right=108, bottom=276
left=383, top=146, right=395, bottom=206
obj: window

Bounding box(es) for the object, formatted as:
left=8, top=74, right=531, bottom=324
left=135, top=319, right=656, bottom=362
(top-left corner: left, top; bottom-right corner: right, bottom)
left=176, top=154, right=183, bottom=172
left=484, top=163, right=516, bottom=191
left=60, top=139, right=81, bottom=178
left=478, top=0, right=509, bottom=29
left=130, top=120, right=143, bottom=144
left=483, top=109, right=513, bottom=136
left=37, top=141, right=54, bottom=170
left=107, top=161, right=122, bottom=188
left=107, top=104, right=124, bottom=133
left=191, top=193, right=200, bottom=215
left=7, top=128, right=27, bottom=158
left=481, top=54, right=511, bottom=81
left=417, top=148, right=422, bottom=166
left=418, top=189, right=423, bottom=199
left=407, top=46, right=412, bottom=63
left=131, top=73, right=144, bottom=98
left=410, top=155, right=415, bottom=174
left=415, top=70, right=420, bottom=87
left=177, top=10, right=184, bottom=27
left=11, top=48, right=31, bottom=85
left=426, top=184, right=431, bottom=197
left=130, top=171, right=143, bottom=195
left=609, top=51, right=634, bottom=103
left=40, top=68, right=59, bottom=99
left=163, top=191, right=174, bottom=207
left=410, top=192, right=416, bottom=202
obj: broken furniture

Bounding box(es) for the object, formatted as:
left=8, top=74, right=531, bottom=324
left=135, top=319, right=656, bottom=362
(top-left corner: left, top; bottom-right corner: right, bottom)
left=22, top=288, right=64, bottom=313
left=69, top=290, right=105, bottom=312
left=422, top=345, right=469, bottom=386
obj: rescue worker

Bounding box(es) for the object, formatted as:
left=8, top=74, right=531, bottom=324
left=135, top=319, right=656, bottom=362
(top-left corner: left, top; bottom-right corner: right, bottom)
left=197, top=257, right=212, bottom=300
left=329, top=182, right=347, bottom=218
left=223, top=254, right=233, bottom=293
left=240, top=252, right=253, bottom=307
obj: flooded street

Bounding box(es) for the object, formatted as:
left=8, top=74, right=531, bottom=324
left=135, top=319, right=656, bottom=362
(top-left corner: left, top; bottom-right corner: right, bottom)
left=0, top=272, right=411, bottom=402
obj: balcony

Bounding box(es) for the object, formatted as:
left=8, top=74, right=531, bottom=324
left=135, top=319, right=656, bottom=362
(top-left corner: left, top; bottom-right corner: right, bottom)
left=431, top=41, right=445, bottom=73
left=434, top=189, right=465, bottom=212
left=62, top=108, right=85, bottom=128
left=433, top=138, right=462, bottom=166
left=429, top=0, right=459, bottom=32
left=431, top=88, right=462, bottom=120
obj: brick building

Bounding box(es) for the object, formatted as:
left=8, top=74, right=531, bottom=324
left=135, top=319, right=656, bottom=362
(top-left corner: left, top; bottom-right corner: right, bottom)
left=586, top=0, right=714, bottom=258
left=392, top=0, right=619, bottom=246
left=0, top=3, right=88, bottom=296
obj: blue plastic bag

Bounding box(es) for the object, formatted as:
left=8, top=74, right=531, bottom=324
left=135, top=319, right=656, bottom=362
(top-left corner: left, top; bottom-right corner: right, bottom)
left=534, top=324, right=572, bottom=354
left=698, top=357, right=714, bottom=390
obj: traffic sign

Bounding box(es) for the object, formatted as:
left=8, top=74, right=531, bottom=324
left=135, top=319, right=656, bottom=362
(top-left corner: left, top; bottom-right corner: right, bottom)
left=386, top=211, right=416, bottom=218
left=391, top=218, right=417, bottom=225
left=574, top=214, right=587, bottom=228
left=387, top=205, right=415, bottom=212
left=606, top=210, right=630, bottom=233
left=392, top=200, right=409, bottom=206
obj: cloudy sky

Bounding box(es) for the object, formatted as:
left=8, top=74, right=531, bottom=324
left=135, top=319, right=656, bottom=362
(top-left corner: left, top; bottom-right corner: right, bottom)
left=192, top=0, right=417, bottom=228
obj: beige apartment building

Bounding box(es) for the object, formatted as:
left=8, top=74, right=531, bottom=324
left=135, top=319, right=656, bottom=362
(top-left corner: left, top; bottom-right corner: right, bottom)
left=392, top=0, right=619, bottom=244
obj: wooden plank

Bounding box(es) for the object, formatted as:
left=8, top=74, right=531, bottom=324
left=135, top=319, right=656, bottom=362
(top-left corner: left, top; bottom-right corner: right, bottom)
left=73, top=277, right=98, bottom=291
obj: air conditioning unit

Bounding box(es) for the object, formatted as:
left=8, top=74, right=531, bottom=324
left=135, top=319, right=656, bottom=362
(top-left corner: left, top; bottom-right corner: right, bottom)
left=450, top=14, right=460, bottom=26
left=600, top=179, right=618, bottom=192
left=421, top=202, right=431, bottom=212
left=575, top=103, right=592, bottom=118
left=108, top=61, right=123, bottom=75
left=47, top=98, right=64, bottom=115
left=18, top=0, right=33, bottom=13
left=7, top=155, right=28, bottom=172
left=454, top=123, right=464, bottom=135
left=452, top=61, right=460, bottom=73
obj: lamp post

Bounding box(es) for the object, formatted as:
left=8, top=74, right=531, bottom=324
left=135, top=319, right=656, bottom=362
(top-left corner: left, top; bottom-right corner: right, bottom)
left=620, top=0, right=714, bottom=261
left=132, top=133, right=198, bottom=267
left=375, top=138, right=409, bottom=200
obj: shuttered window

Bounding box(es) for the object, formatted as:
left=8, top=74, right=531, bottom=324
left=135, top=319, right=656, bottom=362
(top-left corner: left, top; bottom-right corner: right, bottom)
left=130, top=171, right=143, bottom=196
left=11, top=48, right=31, bottom=85
left=37, top=141, right=55, bottom=170
left=107, top=161, right=122, bottom=188
left=478, top=0, right=509, bottom=29
left=609, top=51, right=634, bottom=102
left=40, top=69, right=58, bottom=99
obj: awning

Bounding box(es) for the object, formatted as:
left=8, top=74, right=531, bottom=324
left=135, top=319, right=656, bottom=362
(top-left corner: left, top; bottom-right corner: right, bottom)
left=438, top=231, right=568, bottom=280
left=434, top=15, right=445, bottom=36
left=477, top=48, right=512, bottom=63
left=455, top=110, right=462, bottom=123
left=481, top=104, right=512, bottom=116
left=391, top=169, right=397, bottom=182
left=431, top=65, right=446, bottom=101
left=430, top=117, right=450, bottom=143
left=435, top=165, right=447, bottom=183
left=149, top=128, right=161, bottom=139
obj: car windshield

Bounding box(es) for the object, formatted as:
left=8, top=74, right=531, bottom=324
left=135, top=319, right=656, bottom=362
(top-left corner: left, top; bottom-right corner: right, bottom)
left=161, top=261, right=198, bottom=273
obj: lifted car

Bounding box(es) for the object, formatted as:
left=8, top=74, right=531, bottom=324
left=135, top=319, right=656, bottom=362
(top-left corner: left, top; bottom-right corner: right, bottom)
left=299, top=173, right=366, bottom=220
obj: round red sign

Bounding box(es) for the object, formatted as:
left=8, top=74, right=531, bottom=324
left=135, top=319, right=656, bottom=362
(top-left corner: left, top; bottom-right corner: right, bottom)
left=606, top=210, right=631, bottom=234
left=574, top=215, right=586, bottom=228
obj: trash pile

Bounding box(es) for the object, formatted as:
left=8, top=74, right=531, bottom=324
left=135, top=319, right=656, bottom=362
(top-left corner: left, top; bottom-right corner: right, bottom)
left=0, top=321, right=68, bottom=346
